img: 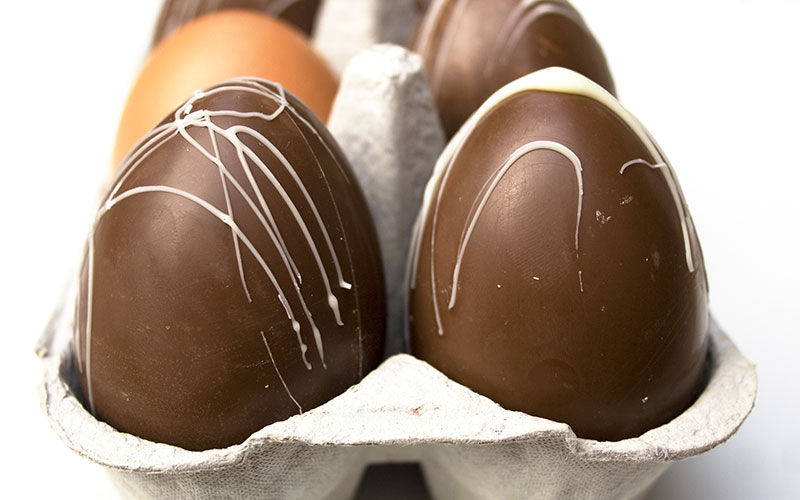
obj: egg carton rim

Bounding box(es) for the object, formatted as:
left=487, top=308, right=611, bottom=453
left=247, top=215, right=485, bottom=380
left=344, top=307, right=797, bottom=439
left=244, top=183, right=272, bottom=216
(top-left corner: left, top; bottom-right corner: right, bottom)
left=38, top=274, right=757, bottom=474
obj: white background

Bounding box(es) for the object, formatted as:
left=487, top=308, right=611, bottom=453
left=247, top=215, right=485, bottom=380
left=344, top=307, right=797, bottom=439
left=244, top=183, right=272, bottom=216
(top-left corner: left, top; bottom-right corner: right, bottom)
left=2, top=1, right=798, bottom=498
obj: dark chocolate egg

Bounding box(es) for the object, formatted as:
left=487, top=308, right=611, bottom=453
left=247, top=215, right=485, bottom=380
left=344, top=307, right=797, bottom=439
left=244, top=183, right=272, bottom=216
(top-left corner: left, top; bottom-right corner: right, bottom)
left=75, top=78, right=385, bottom=451
left=408, top=68, right=708, bottom=441
left=152, top=0, right=321, bottom=45
left=410, top=0, right=615, bottom=138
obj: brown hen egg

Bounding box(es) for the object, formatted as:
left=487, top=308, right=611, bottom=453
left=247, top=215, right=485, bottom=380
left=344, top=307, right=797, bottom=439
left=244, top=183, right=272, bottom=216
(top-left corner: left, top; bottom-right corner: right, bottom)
left=112, top=9, right=337, bottom=169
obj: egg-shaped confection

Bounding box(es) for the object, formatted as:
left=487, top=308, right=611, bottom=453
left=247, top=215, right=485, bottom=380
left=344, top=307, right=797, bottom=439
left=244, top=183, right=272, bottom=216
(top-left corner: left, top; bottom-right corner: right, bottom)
left=76, top=78, right=385, bottom=451
left=410, top=0, right=615, bottom=138
left=152, top=0, right=321, bottom=46
left=408, top=68, right=708, bottom=442
left=113, top=10, right=337, bottom=169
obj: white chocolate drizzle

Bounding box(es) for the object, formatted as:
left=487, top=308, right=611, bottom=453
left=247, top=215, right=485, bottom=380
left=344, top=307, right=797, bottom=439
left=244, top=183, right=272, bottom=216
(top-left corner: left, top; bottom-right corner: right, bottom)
left=408, top=67, right=698, bottom=338
left=81, top=78, right=357, bottom=413
left=448, top=140, right=583, bottom=310
left=619, top=158, right=695, bottom=272
left=83, top=235, right=96, bottom=413
left=207, top=110, right=253, bottom=302
left=260, top=330, right=302, bottom=413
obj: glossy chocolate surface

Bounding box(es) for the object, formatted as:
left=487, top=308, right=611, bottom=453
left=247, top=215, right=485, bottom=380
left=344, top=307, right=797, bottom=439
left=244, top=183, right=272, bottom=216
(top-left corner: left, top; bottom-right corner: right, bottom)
left=410, top=0, right=616, bottom=138
left=75, top=78, right=385, bottom=451
left=408, top=69, right=708, bottom=441
left=152, top=0, right=321, bottom=45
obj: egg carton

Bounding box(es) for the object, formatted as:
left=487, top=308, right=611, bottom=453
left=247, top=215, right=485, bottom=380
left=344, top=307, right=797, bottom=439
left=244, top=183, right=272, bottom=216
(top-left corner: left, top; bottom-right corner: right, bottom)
left=38, top=2, right=757, bottom=499
left=38, top=42, right=756, bottom=500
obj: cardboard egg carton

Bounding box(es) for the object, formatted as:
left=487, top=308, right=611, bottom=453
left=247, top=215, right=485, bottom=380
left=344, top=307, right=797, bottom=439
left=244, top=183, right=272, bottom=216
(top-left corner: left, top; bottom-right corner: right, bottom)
left=37, top=2, right=757, bottom=499
left=37, top=275, right=757, bottom=500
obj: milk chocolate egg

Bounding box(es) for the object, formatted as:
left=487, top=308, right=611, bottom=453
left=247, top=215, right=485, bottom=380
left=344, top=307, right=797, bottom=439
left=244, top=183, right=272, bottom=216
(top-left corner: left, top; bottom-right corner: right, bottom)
left=411, top=0, right=615, bottom=138
left=152, top=0, right=321, bottom=45
left=76, top=78, right=385, bottom=451
left=408, top=68, right=708, bottom=441
left=113, top=10, right=337, bottom=169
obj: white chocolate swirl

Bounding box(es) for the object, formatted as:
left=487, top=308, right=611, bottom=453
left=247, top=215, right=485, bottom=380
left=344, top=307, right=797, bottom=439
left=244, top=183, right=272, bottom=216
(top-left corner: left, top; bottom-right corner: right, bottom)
left=78, top=78, right=357, bottom=414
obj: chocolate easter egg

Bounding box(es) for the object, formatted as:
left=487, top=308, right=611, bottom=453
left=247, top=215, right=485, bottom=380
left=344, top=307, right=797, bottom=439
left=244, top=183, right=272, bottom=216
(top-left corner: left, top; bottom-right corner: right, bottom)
left=76, top=78, right=385, bottom=451
left=411, top=0, right=615, bottom=138
left=408, top=68, right=708, bottom=441
left=152, top=0, right=322, bottom=45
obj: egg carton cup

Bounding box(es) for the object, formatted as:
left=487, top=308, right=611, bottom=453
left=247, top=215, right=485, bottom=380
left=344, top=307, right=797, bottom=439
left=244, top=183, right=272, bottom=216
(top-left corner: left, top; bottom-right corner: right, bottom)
left=38, top=42, right=756, bottom=500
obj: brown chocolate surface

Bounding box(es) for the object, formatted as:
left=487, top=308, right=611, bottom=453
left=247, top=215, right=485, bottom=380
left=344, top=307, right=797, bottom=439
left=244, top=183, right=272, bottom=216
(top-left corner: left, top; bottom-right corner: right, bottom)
left=410, top=0, right=616, bottom=138
left=75, top=78, right=385, bottom=451
left=409, top=85, right=709, bottom=441
left=152, top=0, right=321, bottom=45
